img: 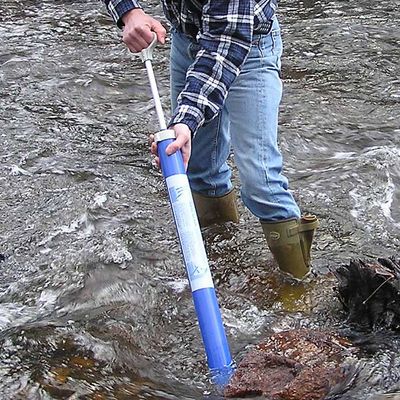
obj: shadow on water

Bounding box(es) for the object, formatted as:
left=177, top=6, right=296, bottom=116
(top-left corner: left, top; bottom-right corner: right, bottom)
left=0, top=0, right=399, bottom=398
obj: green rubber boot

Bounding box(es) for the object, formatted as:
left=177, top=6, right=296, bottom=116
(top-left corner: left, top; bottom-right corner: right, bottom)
left=261, top=215, right=319, bottom=279
left=299, top=215, right=319, bottom=267
left=191, top=190, right=239, bottom=228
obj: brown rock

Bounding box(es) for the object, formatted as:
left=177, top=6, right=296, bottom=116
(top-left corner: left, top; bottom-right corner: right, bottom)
left=224, top=329, right=355, bottom=399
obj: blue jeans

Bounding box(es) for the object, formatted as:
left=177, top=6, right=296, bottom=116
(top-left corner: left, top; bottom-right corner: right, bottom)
left=170, top=17, right=301, bottom=221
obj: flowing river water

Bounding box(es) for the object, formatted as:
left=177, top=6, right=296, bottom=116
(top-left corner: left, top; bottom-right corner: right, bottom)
left=1, top=0, right=399, bottom=399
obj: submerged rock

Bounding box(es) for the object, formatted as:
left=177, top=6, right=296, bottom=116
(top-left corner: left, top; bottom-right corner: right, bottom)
left=334, top=258, right=400, bottom=330
left=224, top=329, right=356, bottom=399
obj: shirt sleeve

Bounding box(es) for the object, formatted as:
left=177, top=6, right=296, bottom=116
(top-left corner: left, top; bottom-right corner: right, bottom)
left=102, top=0, right=142, bottom=28
left=169, top=1, right=255, bottom=135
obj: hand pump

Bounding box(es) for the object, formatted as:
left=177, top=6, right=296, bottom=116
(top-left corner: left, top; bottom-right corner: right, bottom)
left=139, top=35, right=234, bottom=386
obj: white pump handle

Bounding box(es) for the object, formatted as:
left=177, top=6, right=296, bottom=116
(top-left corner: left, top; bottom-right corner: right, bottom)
left=140, top=33, right=158, bottom=62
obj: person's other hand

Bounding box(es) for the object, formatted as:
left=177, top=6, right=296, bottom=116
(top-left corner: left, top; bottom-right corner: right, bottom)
left=122, top=8, right=166, bottom=52
left=167, top=124, right=192, bottom=169
left=150, top=124, right=192, bottom=170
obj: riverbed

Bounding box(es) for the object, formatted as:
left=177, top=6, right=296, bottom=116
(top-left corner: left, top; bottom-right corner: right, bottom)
left=1, top=0, right=399, bottom=398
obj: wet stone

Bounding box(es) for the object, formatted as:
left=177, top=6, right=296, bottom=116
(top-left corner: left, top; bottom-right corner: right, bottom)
left=224, top=329, right=356, bottom=399
left=369, top=395, right=400, bottom=400
left=334, top=258, right=400, bottom=330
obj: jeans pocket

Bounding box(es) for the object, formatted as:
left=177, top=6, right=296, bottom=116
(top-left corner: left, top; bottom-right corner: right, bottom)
left=259, top=29, right=282, bottom=57
left=258, top=30, right=282, bottom=72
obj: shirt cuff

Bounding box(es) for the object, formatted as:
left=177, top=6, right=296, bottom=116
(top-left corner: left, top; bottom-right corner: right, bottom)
left=106, top=0, right=142, bottom=28
left=169, top=105, right=205, bottom=136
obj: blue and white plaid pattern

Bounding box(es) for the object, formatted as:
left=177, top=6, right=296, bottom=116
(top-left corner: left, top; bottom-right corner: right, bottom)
left=102, top=0, right=278, bottom=134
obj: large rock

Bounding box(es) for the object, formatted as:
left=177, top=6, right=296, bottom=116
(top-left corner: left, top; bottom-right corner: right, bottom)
left=334, top=258, right=400, bottom=330
left=224, top=329, right=356, bottom=399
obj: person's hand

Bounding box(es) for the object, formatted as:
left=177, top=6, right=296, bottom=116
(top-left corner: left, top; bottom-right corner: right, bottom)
left=122, top=8, right=166, bottom=52
left=167, top=124, right=192, bottom=168
left=150, top=124, right=192, bottom=170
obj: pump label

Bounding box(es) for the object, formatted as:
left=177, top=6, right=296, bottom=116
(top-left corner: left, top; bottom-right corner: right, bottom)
left=166, top=174, right=214, bottom=292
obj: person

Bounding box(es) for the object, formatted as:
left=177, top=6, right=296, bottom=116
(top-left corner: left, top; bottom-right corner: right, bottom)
left=101, top=0, right=319, bottom=279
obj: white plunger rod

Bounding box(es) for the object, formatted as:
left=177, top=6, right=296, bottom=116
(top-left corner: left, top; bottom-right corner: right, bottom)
left=140, top=34, right=167, bottom=131
left=144, top=60, right=167, bottom=130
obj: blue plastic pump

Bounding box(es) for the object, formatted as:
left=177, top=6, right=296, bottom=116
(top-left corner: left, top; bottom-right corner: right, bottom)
left=140, top=35, right=234, bottom=386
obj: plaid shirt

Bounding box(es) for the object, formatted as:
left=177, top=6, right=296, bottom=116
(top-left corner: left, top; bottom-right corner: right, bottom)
left=103, top=0, right=278, bottom=134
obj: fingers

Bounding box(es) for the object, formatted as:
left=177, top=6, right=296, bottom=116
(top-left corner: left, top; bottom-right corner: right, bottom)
left=148, top=134, right=157, bottom=153
left=121, top=9, right=166, bottom=53
left=165, top=140, right=181, bottom=156
left=123, top=24, right=153, bottom=52
left=152, top=156, right=160, bottom=169
left=165, top=131, right=190, bottom=155
left=152, top=21, right=167, bottom=44
left=149, top=124, right=191, bottom=171
left=149, top=134, right=157, bottom=158
left=166, top=137, right=191, bottom=171
left=150, top=142, right=189, bottom=170
left=150, top=141, right=158, bottom=156
left=181, top=146, right=191, bottom=170
left=149, top=134, right=160, bottom=169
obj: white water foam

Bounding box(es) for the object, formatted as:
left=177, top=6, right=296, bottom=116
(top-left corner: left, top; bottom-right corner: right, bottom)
left=349, top=145, right=400, bottom=232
